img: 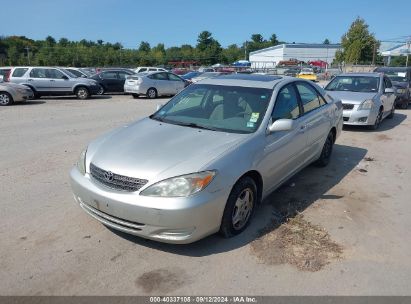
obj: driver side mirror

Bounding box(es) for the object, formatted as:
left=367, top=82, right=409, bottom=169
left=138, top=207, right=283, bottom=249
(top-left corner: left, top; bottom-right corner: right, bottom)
left=267, top=119, right=295, bottom=134
left=384, top=88, right=395, bottom=94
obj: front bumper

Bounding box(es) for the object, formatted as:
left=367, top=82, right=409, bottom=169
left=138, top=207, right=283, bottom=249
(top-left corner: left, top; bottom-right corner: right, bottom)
left=342, top=104, right=378, bottom=126
left=69, top=167, right=227, bottom=244
left=14, top=89, right=34, bottom=102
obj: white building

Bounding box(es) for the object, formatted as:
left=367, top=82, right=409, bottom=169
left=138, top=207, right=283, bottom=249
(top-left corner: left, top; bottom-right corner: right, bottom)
left=249, top=43, right=341, bottom=69
left=380, top=43, right=411, bottom=65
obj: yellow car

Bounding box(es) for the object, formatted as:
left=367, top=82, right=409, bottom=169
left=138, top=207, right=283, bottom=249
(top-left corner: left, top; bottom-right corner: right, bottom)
left=297, top=68, right=317, bottom=82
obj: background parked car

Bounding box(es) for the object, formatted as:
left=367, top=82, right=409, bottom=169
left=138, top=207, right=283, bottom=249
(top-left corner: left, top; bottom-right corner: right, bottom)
left=0, top=75, right=33, bottom=106
left=181, top=71, right=203, bottom=83
left=191, top=72, right=226, bottom=83
left=90, top=69, right=135, bottom=94
left=64, top=67, right=89, bottom=78
left=374, top=66, right=411, bottom=109
left=325, top=73, right=396, bottom=130
left=9, top=67, right=101, bottom=99
left=0, top=67, right=12, bottom=81
left=124, top=71, right=187, bottom=98
left=134, top=67, right=167, bottom=73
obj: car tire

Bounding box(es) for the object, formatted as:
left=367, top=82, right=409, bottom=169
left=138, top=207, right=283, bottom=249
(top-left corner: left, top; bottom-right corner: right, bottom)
left=387, top=104, right=395, bottom=119
left=132, top=93, right=139, bottom=98
left=97, top=85, right=105, bottom=95
left=368, top=108, right=383, bottom=130
left=75, top=87, right=90, bottom=100
left=220, top=177, right=257, bottom=238
left=401, top=101, right=408, bottom=109
left=147, top=88, right=157, bottom=99
left=0, top=92, right=14, bottom=106
left=315, top=131, right=334, bottom=167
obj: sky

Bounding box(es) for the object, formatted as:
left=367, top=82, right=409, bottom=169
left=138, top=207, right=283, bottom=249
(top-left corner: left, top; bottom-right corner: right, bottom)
left=1, top=0, right=410, bottom=49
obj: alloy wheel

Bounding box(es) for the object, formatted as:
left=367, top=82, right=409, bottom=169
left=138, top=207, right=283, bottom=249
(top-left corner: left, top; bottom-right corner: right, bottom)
left=0, top=93, right=11, bottom=105
left=231, top=188, right=254, bottom=230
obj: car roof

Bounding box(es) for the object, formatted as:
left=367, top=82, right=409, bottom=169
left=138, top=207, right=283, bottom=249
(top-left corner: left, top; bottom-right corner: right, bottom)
left=374, top=66, right=411, bottom=72
left=338, top=72, right=381, bottom=77
left=199, top=74, right=284, bottom=88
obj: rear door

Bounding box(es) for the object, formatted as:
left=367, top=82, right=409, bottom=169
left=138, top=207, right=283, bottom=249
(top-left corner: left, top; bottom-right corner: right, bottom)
left=261, top=83, right=309, bottom=191
left=28, top=68, right=51, bottom=92
left=295, top=82, right=331, bottom=160
left=117, top=71, right=130, bottom=92
left=151, top=72, right=173, bottom=95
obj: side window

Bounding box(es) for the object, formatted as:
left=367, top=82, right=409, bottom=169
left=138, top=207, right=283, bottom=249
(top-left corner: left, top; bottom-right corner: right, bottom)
left=47, top=69, right=66, bottom=79
left=295, top=82, right=321, bottom=113
left=12, top=68, right=28, bottom=77
left=118, top=72, right=128, bottom=80
left=168, top=73, right=182, bottom=81
left=139, top=68, right=147, bottom=72
left=30, top=68, right=48, bottom=78
left=67, top=69, right=82, bottom=77
left=100, top=72, right=117, bottom=79
left=148, top=68, right=157, bottom=71
left=272, top=84, right=300, bottom=121
left=152, top=72, right=168, bottom=80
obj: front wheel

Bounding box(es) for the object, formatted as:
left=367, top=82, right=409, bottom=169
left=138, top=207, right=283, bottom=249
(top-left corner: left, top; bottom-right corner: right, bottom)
left=97, top=85, right=104, bottom=95
left=315, top=131, right=334, bottom=167
left=368, top=109, right=383, bottom=130
left=0, top=92, right=13, bottom=106
left=75, top=87, right=90, bottom=100
left=387, top=103, right=395, bottom=119
left=220, top=177, right=257, bottom=238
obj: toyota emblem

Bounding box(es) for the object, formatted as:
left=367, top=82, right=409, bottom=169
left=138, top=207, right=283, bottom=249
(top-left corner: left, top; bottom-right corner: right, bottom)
left=104, top=171, right=114, bottom=182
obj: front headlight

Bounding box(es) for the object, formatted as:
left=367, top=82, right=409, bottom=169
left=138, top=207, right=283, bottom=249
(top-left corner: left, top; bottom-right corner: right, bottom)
left=396, top=88, right=406, bottom=94
left=76, top=148, right=87, bottom=175
left=140, top=171, right=216, bottom=197
left=358, top=99, right=374, bottom=110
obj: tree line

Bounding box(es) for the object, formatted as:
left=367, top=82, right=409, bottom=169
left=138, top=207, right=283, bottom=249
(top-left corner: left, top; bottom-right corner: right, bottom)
left=0, top=31, right=282, bottom=67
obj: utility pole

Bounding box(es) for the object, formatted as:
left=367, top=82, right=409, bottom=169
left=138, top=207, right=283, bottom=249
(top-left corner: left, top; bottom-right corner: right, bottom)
left=372, top=42, right=376, bottom=66
left=406, top=39, right=411, bottom=67
left=244, top=41, right=247, bottom=60
left=25, top=46, right=30, bottom=64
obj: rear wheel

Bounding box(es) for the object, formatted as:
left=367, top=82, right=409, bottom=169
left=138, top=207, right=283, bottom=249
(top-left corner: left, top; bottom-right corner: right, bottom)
left=220, top=177, right=257, bottom=238
left=147, top=88, right=157, bottom=99
left=315, top=131, right=334, bottom=167
left=97, top=85, right=104, bottom=95
left=0, top=92, right=13, bottom=106
left=75, top=87, right=90, bottom=100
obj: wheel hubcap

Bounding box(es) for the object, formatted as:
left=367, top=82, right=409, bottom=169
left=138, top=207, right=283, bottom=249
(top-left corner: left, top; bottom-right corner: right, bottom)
left=78, top=89, right=87, bottom=98
left=232, top=188, right=254, bottom=230
left=148, top=90, right=155, bottom=98
left=0, top=94, right=10, bottom=105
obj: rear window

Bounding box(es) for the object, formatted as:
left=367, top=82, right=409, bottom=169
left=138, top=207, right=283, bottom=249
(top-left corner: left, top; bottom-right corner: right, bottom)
left=12, top=68, right=28, bottom=77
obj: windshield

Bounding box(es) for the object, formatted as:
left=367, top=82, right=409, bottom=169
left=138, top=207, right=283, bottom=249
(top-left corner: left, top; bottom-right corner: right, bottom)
left=325, top=76, right=379, bottom=93
left=182, top=72, right=201, bottom=79
left=150, top=84, right=273, bottom=134
left=384, top=72, right=408, bottom=83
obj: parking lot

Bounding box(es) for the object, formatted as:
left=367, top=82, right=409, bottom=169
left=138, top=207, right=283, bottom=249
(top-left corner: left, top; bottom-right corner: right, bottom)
left=1, top=95, right=410, bottom=295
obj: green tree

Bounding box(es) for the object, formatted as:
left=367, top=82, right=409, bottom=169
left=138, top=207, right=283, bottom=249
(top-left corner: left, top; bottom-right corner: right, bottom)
left=138, top=41, right=151, bottom=53
left=269, top=34, right=279, bottom=46
left=323, top=38, right=330, bottom=44
left=338, top=17, right=379, bottom=64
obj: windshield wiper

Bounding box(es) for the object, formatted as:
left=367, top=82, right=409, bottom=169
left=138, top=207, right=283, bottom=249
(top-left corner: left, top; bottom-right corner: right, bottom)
left=173, top=121, right=218, bottom=131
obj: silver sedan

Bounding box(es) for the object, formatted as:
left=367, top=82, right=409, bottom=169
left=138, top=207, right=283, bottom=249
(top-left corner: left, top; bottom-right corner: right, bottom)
left=70, top=74, right=343, bottom=244
left=124, top=71, right=187, bottom=99
left=0, top=77, right=33, bottom=106
left=325, top=73, right=396, bottom=130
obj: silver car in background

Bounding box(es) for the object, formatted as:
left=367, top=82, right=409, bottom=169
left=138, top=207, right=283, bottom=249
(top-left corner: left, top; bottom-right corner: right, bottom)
left=124, top=71, right=187, bottom=99
left=70, top=74, right=342, bottom=244
left=9, top=67, right=101, bottom=99
left=0, top=75, right=33, bottom=106
left=325, top=73, right=396, bottom=130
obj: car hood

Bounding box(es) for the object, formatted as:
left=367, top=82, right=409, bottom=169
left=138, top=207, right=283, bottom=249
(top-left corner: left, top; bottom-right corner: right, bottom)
left=88, top=118, right=248, bottom=182
left=325, top=90, right=376, bottom=104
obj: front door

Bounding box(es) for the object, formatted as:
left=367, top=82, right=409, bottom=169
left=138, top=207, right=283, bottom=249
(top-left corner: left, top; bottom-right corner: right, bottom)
left=47, top=68, right=72, bottom=93
left=100, top=71, right=119, bottom=92
left=259, top=83, right=308, bottom=192
left=167, top=73, right=186, bottom=94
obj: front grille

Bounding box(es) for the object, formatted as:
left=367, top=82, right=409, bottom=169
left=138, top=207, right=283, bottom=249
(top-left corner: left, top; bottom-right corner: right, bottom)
left=342, top=103, right=354, bottom=110
left=90, top=163, right=148, bottom=192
